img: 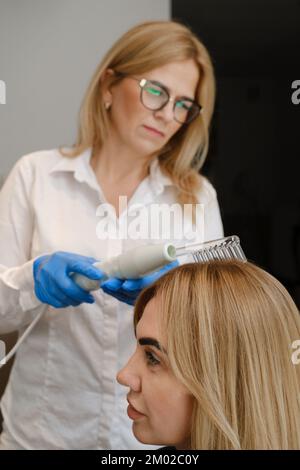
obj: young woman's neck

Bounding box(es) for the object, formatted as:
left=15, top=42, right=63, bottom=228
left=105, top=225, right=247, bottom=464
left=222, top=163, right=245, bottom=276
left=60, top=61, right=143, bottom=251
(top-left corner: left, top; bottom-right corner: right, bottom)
left=175, top=438, right=191, bottom=450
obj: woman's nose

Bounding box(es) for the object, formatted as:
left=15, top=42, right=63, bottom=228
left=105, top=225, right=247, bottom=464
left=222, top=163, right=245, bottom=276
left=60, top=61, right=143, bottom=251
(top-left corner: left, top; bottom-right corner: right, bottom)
left=154, top=100, right=174, bottom=123
left=117, top=358, right=141, bottom=392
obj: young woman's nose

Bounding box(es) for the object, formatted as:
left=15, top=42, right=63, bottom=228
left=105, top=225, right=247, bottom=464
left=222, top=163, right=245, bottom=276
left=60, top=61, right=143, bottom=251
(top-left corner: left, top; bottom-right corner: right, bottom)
left=117, top=357, right=141, bottom=392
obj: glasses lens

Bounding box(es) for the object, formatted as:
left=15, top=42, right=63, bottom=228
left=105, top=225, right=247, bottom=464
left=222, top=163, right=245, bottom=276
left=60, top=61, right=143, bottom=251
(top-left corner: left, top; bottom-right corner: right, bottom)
left=174, top=100, right=200, bottom=124
left=141, top=81, right=168, bottom=110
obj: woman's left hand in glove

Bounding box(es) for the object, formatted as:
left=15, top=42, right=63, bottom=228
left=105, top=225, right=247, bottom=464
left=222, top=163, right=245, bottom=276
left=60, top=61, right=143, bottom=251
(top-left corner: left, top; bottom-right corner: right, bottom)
left=100, top=260, right=179, bottom=306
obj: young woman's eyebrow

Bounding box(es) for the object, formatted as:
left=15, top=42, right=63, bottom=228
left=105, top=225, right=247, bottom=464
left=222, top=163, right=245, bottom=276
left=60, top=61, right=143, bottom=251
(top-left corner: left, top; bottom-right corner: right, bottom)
left=150, top=79, right=195, bottom=102
left=138, top=337, right=167, bottom=355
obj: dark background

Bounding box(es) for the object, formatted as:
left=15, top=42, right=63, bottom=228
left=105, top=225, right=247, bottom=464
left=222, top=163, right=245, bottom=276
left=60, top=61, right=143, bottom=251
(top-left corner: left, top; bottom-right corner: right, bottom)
left=173, top=0, right=300, bottom=306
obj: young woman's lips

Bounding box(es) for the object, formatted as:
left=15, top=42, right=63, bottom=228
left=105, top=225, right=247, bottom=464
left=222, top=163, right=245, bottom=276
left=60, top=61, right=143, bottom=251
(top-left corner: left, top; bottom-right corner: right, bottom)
left=127, top=402, right=146, bottom=420
left=143, top=125, right=164, bottom=137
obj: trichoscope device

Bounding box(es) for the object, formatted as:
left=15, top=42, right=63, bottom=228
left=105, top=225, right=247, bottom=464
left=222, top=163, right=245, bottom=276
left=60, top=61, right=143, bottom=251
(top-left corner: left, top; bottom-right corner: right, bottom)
left=71, top=235, right=246, bottom=290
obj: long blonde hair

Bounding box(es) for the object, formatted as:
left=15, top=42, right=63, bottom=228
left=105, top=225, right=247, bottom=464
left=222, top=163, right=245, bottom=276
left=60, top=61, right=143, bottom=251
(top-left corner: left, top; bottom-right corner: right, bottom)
left=59, top=20, right=216, bottom=212
left=134, top=261, right=300, bottom=449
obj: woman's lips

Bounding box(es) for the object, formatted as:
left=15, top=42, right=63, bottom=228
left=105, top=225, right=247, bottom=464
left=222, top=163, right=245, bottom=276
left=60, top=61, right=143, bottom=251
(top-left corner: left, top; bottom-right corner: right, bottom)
left=127, top=402, right=146, bottom=420
left=143, top=125, right=164, bottom=137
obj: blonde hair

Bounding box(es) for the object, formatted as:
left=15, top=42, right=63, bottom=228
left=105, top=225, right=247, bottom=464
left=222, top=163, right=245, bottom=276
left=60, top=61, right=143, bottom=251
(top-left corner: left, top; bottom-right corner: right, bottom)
left=59, top=20, right=216, bottom=217
left=134, top=261, right=300, bottom=449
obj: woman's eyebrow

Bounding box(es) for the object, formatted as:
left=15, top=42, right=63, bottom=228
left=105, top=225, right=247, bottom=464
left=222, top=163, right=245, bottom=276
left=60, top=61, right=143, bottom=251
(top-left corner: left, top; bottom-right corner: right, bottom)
left=138, top=337, right=167, bottom=355
left=151, top=79, right=195, bottom=102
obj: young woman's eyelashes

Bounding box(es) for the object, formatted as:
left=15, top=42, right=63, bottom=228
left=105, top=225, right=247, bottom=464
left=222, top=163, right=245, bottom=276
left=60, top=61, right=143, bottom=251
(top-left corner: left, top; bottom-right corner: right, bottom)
left=144, top=349, right=161, bottom=366
left=138, top=338, right=167, bottom=367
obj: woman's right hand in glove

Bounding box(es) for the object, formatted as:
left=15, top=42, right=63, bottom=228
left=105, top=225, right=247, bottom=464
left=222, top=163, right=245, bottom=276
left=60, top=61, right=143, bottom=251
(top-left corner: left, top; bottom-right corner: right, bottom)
left=33, top=251, right=105, bottom=308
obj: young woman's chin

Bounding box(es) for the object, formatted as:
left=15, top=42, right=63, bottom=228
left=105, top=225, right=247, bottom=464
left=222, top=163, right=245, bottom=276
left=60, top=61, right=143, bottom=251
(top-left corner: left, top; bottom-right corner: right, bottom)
left=132, top=425, right=172, bottom=448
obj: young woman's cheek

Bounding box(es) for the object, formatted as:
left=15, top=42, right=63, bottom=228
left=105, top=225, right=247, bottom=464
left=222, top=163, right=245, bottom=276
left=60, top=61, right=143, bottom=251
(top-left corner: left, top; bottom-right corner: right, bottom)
left=147, top=374, right=173, bottom=412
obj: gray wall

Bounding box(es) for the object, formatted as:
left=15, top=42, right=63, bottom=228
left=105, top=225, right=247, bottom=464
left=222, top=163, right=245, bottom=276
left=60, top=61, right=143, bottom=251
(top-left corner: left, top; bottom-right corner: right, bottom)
left=0, top=0, right=170, bottom=183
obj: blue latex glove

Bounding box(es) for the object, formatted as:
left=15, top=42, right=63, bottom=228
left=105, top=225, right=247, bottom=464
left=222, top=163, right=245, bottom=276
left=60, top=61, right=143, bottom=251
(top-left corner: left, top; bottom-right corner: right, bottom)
left=33, top=251, right=105, bottom=308
left=100, top=260, right=179, bottom=306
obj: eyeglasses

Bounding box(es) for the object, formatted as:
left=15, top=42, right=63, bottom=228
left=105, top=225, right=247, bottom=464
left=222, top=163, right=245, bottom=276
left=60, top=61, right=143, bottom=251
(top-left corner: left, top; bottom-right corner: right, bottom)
left=116, top=73, right=202, bottom=124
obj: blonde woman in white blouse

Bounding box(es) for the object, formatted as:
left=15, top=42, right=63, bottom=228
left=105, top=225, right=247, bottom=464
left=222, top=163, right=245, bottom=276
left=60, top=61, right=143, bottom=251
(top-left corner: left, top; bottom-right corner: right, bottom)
left=0, top=20, right=223, bottom=449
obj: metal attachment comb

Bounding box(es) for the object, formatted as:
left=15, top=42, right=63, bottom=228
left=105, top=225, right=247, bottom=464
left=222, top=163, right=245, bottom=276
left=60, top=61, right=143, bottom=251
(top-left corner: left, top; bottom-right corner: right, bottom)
left=177, top=235, right=247, bottom=263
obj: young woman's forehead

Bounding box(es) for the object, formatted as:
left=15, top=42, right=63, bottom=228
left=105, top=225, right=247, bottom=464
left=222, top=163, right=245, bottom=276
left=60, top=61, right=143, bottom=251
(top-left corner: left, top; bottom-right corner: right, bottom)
left=136, top=298, right=161, bottom=336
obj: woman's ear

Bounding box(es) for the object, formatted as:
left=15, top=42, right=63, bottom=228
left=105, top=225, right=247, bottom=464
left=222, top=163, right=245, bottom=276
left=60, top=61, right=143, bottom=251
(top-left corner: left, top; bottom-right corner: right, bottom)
left=102, top=68, right=115, bottom=81
left=101, top=68, right=116, bottom=105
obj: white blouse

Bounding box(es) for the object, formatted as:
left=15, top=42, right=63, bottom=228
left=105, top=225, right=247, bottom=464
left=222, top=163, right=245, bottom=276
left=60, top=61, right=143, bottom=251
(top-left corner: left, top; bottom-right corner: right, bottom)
left=0, top=147, right=223, bottom=449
